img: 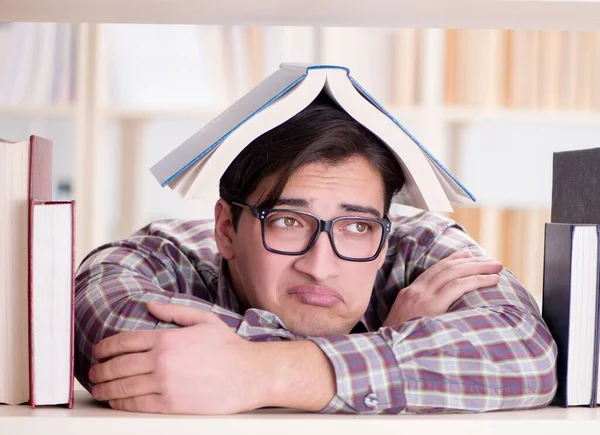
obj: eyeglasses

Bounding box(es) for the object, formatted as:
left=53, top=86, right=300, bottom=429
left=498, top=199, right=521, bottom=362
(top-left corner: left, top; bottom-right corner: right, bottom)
left=231, top=201, right=392, bottom=262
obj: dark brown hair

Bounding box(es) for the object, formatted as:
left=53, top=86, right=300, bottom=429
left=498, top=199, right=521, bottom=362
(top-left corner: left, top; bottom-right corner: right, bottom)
left=219, top=91, right=405, bottom=229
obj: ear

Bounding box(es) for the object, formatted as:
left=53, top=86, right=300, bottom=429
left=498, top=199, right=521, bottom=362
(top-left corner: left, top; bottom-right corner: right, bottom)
left=214, top=199, right=236, bottom=260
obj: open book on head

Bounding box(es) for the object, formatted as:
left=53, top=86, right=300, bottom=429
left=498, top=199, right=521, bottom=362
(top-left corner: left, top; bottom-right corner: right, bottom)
left=150, top=63, right=475, bottom=212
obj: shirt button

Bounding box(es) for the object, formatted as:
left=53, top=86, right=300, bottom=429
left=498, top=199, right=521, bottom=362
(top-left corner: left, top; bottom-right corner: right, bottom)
left=364, top=393, right=379, bottom=408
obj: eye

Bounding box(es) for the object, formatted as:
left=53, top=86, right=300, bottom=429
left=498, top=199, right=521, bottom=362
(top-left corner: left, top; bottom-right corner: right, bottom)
left=272, top=216, right=300, bottom=228
left=347, top=221, right=370, bottom=233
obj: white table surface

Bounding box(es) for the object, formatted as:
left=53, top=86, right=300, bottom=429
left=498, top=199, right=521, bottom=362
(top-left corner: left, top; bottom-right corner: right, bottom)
left=1, top=390, right=600, bottom=435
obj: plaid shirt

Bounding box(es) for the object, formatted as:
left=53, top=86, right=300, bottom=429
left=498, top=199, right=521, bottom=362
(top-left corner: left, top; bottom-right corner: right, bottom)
left=74, top=211, right=558, bottom=414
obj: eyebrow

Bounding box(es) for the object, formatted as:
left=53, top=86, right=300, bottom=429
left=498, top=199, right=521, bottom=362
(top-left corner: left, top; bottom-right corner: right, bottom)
left=340, top=203, right=382, bottom=218
left=275, top=198, right=309, bottom=208
left=275, top=198, right=382, bottom=218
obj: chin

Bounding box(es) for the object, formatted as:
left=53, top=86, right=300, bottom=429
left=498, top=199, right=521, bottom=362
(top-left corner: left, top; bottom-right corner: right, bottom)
left=283, top=315, right=353, bottom=337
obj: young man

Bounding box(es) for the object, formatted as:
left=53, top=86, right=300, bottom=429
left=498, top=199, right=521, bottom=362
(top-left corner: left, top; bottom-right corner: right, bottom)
left=76, top=94, right=557, bottom=415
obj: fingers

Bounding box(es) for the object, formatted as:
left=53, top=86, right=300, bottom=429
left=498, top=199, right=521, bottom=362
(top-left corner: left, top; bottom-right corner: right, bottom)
left=416, top=251, right=472, bottom=285
left=92, top=374, right=158, bottom=402
left=94, top=330, right=159, bottom=360
left=89, top=352, right=154, bottom=383
left=109, top=394, right=165, bottom=413
left=429, top=257, right=503, bottom=293
left=146, top=301, right=213, bottom=327
left=436, top=274, right=501, bottom=308
left=94, top=303, right=215, bottom=360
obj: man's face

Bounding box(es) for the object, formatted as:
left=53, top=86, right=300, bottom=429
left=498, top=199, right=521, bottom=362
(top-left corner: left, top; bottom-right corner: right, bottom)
left=222, top=156, right=388, bottom=336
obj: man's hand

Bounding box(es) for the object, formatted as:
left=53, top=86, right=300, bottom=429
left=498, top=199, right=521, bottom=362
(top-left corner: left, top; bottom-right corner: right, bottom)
left=89, top=301, right=266, bottom=414
left=383, top=251, right=503, bottom=326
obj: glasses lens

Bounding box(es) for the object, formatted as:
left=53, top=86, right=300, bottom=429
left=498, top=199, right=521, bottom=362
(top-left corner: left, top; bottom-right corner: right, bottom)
left=332, top=218, right=384, bottom=259
left=263, top=211, right=319, bottom=253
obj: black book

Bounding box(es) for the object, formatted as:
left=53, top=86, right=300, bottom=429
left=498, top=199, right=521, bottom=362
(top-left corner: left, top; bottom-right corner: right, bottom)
left=542, top=223, right=600, bottom=407
left=551, top=147, right=600, bottom=224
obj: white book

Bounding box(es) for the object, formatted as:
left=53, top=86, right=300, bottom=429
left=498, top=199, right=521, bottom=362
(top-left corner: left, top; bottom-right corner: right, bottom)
left=150, top=63, right=475, bottom=212
left=0, top=138, right=31, bottom=405
left=30, top=201, right=75, bottom=407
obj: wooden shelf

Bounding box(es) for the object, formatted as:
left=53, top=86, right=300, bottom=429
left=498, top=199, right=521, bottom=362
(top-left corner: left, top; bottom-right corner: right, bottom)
left=4, top=103, right=600, bottom=127
left=100, top=105, right=600, bottom=127
left=1, top=390, right=600, bottom=435
left=3, top=0, right=600, bottom=29
left=4, top=103, right=595, bottom=128
left=102, top=105, right=425, bottom=121
left=0, top=104, right=76, bottom=117
left=102, top=106, right=226, bottom=120
left=444, top=107, right=600, bottom=126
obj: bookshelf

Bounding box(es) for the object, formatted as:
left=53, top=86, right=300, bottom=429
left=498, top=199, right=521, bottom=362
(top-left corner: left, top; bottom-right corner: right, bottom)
left=0, top=1, right=599, bottom=425
left=0, top=105, right=75, bottom=116
left=1, top=389, right=600, bottom=434
left=4, top=0, right=600, bottom=29
left=444, top=107, right=600, bottom=125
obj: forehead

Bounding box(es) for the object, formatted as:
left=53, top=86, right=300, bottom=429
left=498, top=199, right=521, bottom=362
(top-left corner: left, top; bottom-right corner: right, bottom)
left=282, top=157, right=385, bottom=203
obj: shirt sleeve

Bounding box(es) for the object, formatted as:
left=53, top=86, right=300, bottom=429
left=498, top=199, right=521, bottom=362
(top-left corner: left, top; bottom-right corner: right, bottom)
left=74, top=220, right=295, bottom=393
left=309, top=220, right=558, bottom=415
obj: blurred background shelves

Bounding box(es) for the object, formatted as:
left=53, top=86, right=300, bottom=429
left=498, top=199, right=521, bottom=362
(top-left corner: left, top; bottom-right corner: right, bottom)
left=1, top=20, right=600, bottom=307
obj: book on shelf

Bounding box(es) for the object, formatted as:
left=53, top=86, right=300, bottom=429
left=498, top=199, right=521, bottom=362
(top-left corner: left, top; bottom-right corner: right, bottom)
left=391, top=28, right=419, bottom=107
left=542, top=147, right=600, bottom=407
left=0, top=135, right=51, bottom=405
left=551, top=147, right=600, bottom=225
left=28, top=199, right=75, bottom=408
left=542, top=223, right=600, bottom=407
left=538, top=30, right=562, bottom=109
left=0, top=135, right=75, bottom=408
left=151, top=63, right=475, bottom=212
left=443, top=29, right=600, bottom=110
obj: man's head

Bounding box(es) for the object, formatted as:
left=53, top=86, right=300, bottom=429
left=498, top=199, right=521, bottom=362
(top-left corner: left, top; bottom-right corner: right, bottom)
left=214, top=92, right=404, bottom=336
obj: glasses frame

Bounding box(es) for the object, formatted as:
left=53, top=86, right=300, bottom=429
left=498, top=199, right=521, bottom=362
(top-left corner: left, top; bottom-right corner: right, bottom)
left=231, top=201, right=392, bottom=262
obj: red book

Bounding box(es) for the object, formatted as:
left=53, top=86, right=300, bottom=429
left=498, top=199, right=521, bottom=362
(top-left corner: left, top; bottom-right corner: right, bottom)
left=26, top=136, right=75, bottom=409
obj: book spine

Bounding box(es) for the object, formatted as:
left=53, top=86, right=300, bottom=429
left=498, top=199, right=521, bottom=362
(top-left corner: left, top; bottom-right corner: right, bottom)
left=68, top=201, right=75, bottom=409
left=27, top=135, right=54, bottom=408
left=27, top=199, right=35, bottom=408
left=541, top=222, right=574, bottom=407
left=591, top=225, right=600, bottom=408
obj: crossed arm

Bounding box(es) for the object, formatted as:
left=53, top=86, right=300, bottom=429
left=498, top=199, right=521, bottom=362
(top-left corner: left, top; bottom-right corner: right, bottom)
left=75, top=220, right=558, bottom=414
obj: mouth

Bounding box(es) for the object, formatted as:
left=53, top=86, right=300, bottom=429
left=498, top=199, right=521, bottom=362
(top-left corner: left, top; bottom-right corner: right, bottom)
left=287, top=285, right=343, bottom=308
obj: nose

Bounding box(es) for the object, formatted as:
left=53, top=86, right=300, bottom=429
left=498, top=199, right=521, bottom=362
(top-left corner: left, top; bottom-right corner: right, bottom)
left=292, top=231, right=341, bottom=282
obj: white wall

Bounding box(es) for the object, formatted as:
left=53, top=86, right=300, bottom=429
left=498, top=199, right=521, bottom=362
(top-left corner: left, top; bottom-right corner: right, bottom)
left=459, top=121, right=600, bottom=207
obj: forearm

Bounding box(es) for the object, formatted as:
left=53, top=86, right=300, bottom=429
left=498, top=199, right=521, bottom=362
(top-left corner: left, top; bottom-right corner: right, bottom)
left=306, top=302, right=557, bottom=414
left=248, top=340, right=336, bottom=412
left=75, top=270, right=233, bottom=391
left=394, top=306, right=557, bottom=412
